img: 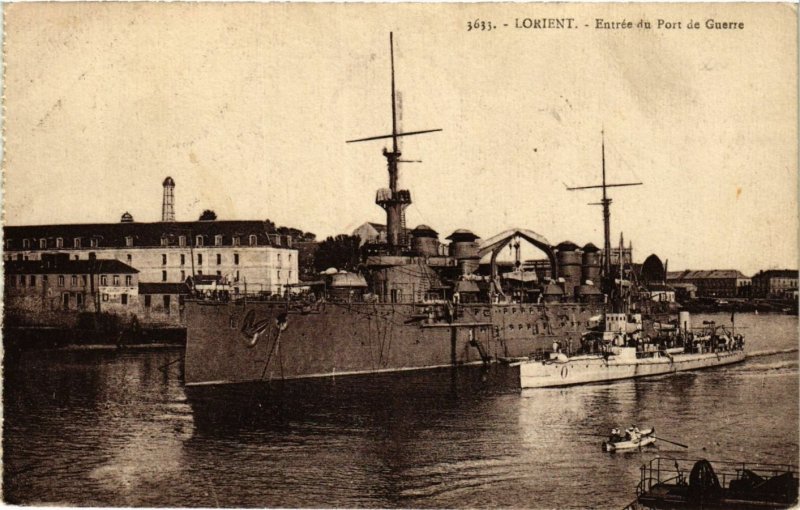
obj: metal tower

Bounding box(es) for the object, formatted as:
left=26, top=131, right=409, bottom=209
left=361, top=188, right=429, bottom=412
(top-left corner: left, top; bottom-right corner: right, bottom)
left=347, top=33, right=442, bottom=255
left=162, top=176, right=176, bottom=222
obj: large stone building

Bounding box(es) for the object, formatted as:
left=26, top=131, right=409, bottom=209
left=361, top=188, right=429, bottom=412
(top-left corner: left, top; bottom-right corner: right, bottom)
left=751, top=269, right=798, bottom=299
left=667, top=269, right=751, bottom=298
left=4, top=219, right=298, bottom=295
left=4, top=177, right=299, bottom=296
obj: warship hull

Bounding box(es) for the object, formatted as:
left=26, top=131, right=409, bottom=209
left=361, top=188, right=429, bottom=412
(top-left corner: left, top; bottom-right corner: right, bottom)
left=184, top=300, right=602, bottom=386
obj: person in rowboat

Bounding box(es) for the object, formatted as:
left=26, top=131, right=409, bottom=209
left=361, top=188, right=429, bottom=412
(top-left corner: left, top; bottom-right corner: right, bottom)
left=625, top=425, right=641, bottom=441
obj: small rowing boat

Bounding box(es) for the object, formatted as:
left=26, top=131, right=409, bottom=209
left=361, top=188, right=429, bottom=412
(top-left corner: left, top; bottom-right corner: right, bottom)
left=603, top=427, right=655, bottom=452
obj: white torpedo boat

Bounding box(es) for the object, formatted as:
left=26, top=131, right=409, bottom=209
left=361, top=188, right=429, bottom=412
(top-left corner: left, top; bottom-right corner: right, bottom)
left=519, top=311, right=745, bottom=389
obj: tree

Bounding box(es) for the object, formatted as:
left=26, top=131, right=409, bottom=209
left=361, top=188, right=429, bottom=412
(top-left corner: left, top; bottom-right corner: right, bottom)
left=199, top=210, right=217, bottom=221
left=313, top=235, right=361, bottom=273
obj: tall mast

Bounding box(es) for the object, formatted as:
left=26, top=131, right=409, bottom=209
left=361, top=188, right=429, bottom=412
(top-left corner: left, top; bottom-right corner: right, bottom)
left=601, top=131, right=610, bottom=276
left=346, top=33, right=442, bottom=255
left=390, top=33, right=399, bottom=157
left=567, top=131, right=642, bottom=295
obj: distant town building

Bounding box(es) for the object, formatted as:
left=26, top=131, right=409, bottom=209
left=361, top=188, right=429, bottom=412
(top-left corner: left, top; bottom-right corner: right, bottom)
left=751, top=269, right=798, bottom=299
left=667, top=270, right=751, bottom=298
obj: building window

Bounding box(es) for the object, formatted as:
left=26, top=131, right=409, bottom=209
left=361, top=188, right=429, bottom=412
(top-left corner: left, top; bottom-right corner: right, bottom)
left=100, top=275, right=107, bottom=285
left=39, top=239, right=47, bottom=249
left=288, top=253, right=292, bottom=263
left=23, top=239, right=30, bottom=249
left=216, top=270, right=222, bottom=277
left=144, top=295, right=151, bottom=308
left=30, top=275, right=36, bottom=286
left=71, top=275, right=77, bottom=286
left=288, top=270, right=292, bottom=280
left=197, top=270, right=203, bottom=276
left=180, top=270, right=185, bottom=281
left=162, top=254, right=167, bottom=265
left=277, top=270, right=281, bottom=280
left=55, top=238, right=63, bottom=248
left=58, top=275, right=65, bottom=287
left=277, top=253, right=282, bottom=266
left=198, top=254, right=203, bottom=265
left=215, top=235, right=222, bottom=246
left=161, top=237, right=168, bottom=247
left=19, top=275, right=25, bottom=287
left=125, top=275, right=132, bottom=286
left=8, top=276, right=15, bottom=287
left=76, top=294, right=83, bottom=307
left=5, top=239, right=12, bottom=250
left=162, top=270, right=167, bottom=282
left=121, top=294, right=128, bottom=305
left=232, top=236, right=240, bottom=247
left=102, top=293, right=109, bottom=302
left=16, top=254, right=23, bottom=261
left=90, top=238, right=99, bottom=248
left=234, top=253, right=239, bottom=265
left=163, top=295, right=171, bottom=315
left=180, top=254, right=186, bottom=266
left=113, top=275, right=120, bottom=286
left=249, top=235, right=257, bottom=246
left=127, top=254, right=132, bottom=264
left=216, top=254, right=222, bottom=265
left=196, top=235, right=204, bottom=247
left=125, top=236, right=134, bottom=247
left=82, top=275, right=88, bottom=286
left=179, top=236, right=186, bottom=247
left=235, top=270, right=239, bottom=282
left=72, top=238, right=81, bottom=248
left=63, top=293, right=70, bottom=309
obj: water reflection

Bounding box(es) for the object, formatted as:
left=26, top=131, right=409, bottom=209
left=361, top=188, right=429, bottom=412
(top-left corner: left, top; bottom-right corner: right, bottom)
left=3, top=314, right=798, bottom=508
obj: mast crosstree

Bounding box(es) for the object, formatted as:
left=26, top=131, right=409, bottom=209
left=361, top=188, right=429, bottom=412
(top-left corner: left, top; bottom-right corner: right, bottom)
left=567, top=131, right=642, bottom=292
left=346, top=33, right=442, bottom=255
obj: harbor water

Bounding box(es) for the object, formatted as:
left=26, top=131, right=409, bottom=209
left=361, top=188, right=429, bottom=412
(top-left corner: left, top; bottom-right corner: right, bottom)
left=4, top=313, right=798, bottom=508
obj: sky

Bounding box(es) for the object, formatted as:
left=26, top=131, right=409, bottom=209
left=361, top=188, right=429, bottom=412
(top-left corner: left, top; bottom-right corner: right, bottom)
left=3, top=3, right=797, bottom=275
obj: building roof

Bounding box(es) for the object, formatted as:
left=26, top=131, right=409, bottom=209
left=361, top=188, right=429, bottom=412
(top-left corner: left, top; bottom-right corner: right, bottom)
left=752, top=269, right=798, bottom=279
left=138, top=282, right=190, bottom=295
left=5, top=259, right=138, bottom=275
left=356, top=222, right=411, bottom=235
left=4, top=220, right=294, bottom=250
left=667, top=269, right=750, bottom=280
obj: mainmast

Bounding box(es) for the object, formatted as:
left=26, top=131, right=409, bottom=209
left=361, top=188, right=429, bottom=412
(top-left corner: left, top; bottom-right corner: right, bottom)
left=346, top=33, right=442, bottom=255
left=567, top=131, right=642, bottom=295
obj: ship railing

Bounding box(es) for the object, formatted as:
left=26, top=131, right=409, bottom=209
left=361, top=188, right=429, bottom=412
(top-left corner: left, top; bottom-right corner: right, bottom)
left=638, top=457, right=798, bottom=494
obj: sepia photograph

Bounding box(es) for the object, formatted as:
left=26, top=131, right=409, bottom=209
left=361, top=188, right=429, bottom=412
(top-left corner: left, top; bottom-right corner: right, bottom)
left=2, top=3, right=798, bottom=508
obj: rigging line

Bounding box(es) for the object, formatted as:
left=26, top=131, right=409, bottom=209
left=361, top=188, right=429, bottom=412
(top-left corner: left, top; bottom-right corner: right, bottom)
left=259, top=325, right=283, bottom=381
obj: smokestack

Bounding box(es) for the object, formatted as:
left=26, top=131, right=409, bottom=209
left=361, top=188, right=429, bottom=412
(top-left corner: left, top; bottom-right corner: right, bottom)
left=162, top=176, right=175, bottom=222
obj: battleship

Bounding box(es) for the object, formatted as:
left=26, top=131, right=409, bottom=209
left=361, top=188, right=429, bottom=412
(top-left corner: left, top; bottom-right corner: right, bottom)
left=183, top=34, right=659, bottom=388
